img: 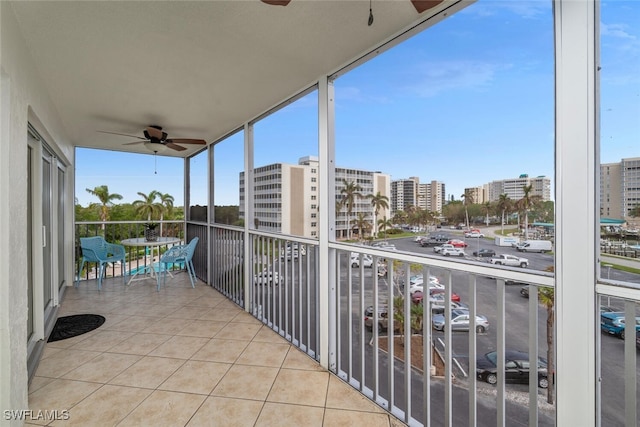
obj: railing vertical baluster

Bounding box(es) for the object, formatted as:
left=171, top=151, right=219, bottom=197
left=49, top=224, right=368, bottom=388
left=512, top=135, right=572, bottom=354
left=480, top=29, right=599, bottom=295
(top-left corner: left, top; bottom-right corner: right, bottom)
left=528, top=284, right=539, bottom=427
left=623, top=300, right=637, bottom=426
left=496, top=278, right=506, bottom=427
left=468, top=274, right=477, bottom=427
left=423, top=265, right=432, bottom=427
left=444, top=270, right=452, bottom=427
left=403, top=263, right=411, bottom=424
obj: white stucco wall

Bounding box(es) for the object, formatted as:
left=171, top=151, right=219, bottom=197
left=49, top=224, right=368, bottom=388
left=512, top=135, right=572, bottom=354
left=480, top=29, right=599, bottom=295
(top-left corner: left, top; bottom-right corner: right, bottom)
left=1, top=3, right=75, bottom=424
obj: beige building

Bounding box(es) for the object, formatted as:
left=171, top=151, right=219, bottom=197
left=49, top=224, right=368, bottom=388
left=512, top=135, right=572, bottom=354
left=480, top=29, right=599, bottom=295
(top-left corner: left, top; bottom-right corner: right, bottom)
left=601, top=157, right=640, bottom=227
left=391, top=177, right=445, bottom=214
left=240, top=156, right=390, bottom=239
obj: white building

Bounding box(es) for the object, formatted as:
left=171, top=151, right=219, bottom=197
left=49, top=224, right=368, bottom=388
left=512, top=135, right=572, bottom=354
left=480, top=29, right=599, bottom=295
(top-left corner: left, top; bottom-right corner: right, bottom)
left=484, top=174, right=551, bottom=203
left=600, top=157, right=640, bottom=226
left=240, top=156, right=390, bottom=239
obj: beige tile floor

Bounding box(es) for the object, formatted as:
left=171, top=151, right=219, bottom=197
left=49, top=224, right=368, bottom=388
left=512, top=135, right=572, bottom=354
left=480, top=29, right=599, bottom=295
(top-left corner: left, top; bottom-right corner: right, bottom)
left=28, top=273, right=406, bottom=426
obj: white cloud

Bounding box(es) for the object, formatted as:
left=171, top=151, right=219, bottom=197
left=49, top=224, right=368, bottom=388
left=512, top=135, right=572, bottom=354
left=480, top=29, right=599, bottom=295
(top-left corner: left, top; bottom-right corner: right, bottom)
left=402, top=60, right=505, bottom=97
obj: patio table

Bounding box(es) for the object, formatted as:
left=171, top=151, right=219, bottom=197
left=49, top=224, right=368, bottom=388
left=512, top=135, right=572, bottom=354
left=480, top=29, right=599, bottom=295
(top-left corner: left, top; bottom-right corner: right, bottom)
left=122, top=237, right=181, bottom=285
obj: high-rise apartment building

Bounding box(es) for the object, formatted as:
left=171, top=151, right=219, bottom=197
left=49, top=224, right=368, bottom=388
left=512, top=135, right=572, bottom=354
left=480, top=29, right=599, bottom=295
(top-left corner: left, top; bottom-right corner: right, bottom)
left=391, top=177, right=445, bottom=215
left=240, top=156, right=390, bottom=238
left=483, top=174, right=551, bottom=203
left=463, top=186, right=486, bottom=204
left=600, top=157, right=640, bottom=225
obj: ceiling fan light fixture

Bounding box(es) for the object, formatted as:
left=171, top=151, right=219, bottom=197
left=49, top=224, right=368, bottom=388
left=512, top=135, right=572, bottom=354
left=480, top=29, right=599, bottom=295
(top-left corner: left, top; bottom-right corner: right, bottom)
left=143, top=141, right=169, bottom=154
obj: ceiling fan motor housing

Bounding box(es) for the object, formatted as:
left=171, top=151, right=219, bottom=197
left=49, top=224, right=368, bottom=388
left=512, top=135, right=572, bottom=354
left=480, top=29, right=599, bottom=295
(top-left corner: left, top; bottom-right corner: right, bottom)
left=143, top=128, right=168, bottom=143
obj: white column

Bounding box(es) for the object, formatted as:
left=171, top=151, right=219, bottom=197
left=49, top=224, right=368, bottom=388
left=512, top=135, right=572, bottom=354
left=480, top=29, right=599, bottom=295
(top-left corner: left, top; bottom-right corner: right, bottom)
left=318, top=75, right=336, bottom=370
left=554, top=0, right=598, bottom=425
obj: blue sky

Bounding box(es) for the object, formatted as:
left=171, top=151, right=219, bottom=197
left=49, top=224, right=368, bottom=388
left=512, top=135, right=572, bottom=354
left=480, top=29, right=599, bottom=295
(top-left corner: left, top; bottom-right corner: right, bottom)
left=76, top=0, right=639, bottom=208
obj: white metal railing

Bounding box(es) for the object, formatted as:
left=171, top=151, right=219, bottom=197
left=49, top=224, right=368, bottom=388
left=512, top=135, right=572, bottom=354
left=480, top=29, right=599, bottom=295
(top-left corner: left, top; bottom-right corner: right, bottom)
left=331, top=244, right=555, bottom=426
left=74, top=220, right=185, bottom=282
left=247, top=231, right=320, bottom=360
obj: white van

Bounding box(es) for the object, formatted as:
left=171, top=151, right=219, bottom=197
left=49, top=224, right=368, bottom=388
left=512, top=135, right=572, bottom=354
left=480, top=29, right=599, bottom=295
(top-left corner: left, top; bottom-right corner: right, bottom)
left=516, top=240, right=552, bottom=253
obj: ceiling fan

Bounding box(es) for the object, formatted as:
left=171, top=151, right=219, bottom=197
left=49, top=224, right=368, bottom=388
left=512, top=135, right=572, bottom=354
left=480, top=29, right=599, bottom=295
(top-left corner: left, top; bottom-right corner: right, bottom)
left=98, top=125, right=207, bottom=152
left=260, top=0, right=444, bottom=14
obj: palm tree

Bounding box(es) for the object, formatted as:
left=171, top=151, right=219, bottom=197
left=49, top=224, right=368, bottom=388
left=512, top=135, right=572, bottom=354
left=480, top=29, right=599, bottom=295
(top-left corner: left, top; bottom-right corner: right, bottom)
left=517, top=185, right=542, bottom=239
left=133, top=190, right=161, bottom=222
left=461, top=190, right=475, bottom=229
left=157, top=192, right=175, bottom=236
left=350, top=212, right=372, bottom=242
left=339, top=180, right=362, bottom=240
left=483, top=202, right=492, bottom=226
left=85, top=185, right=123, bottom=229
left=539, top=264, right=556, bottom=404
left=496, top=194, right=512, bottom=235
left=367, top=192, right=389, bottom=239
left=392, top=210, right=408, bottom=227
left=377, top=216, right=393, bottom=240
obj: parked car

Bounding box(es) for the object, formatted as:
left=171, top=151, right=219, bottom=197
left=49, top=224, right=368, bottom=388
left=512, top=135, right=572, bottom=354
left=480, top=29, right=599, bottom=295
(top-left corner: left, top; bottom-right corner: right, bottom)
left=430, top=299, right=469, bottom=315
left=476, top=350, right=549, bottom=388
left=473, top=248, right=496, bottom=257
left=520, top=286, right=530, bottom=298
left=371, top=241, right=396, bottom=251
left=441, top=247, right=466, bottom=257
left=432, top=309, right=490, bottom=333
left=407, top=275, right=443, bottom=294
left=515, top=240, right=552, bottom=253
left=600, top=312, right=640, bottom=339
left=254, top=270, right=280, bottom=286
left=350, top=253, right=374, bottom=268
left=364, top=305, right=394, bottom=333
left=434, top=243, right=454, bottom=254
left=464, top=231, right=485, bottom=238
left=447, top=239, right=468, bottom=248
left=430, top=288, right=461, bottom=302
left=489, top=254, right=529, bottom=268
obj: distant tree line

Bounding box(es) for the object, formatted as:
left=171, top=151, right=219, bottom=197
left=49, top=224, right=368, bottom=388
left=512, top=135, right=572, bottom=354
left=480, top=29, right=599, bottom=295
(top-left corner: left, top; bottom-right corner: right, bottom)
left=77, top=185, right=242, bottom=226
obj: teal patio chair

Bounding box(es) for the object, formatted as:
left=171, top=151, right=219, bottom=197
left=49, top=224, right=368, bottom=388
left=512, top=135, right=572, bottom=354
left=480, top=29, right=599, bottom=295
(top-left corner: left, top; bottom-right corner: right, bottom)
left=76, top=236, right=127, bottom=290
left=157, top=237, right=199, bottom=290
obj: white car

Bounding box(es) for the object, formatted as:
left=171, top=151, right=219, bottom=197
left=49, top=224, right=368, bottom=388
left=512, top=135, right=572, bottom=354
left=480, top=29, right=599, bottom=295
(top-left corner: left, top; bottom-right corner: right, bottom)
left=407, top=275, right=443, bottom=294
left=350, top=254, right=372, bottom=268
left=372, top=241, right=396, bottom=251
left=254, top=270, right=280, bottom=285
left=441, top=247, right=465, bottom=257
left=464, top=231, right=485, bottom=238
left=434, top=244, right=454, bottom=254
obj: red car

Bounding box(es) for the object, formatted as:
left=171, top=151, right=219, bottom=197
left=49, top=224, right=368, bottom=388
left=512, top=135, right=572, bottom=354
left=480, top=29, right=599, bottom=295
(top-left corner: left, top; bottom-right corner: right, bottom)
left=447, top=239, right=468, bottom=248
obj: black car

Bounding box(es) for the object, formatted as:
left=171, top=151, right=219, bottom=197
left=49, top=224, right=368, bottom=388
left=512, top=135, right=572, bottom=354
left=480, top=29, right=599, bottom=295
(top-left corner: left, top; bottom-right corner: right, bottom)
left=477, top=350, right=549, bottom=388
left=473, top=248, right=496, bottom=257
left=520, top=286, right=530, bottom=298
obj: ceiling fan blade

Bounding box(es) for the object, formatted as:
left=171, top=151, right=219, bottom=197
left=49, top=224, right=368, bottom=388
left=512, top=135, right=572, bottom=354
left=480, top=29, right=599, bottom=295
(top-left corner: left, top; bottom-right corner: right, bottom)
left=146, top=126, right=164, bottom=140
left=166, top=138, right=206, bottom=145
left=261, top=0, right=291, bottom=5
left=165, top=142, right=187, bottom=151
left=97, top=130, right=146, bottom=140
left=411, top=0, right=444, bottom=13
left=123, top=141, right=145, bottom=146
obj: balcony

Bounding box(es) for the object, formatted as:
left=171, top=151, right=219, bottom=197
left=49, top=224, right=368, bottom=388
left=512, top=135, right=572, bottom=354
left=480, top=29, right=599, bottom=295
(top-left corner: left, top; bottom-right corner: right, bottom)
left=30, top=275, right=395, bottom=426
left=40, top=221, right=639, bottom=426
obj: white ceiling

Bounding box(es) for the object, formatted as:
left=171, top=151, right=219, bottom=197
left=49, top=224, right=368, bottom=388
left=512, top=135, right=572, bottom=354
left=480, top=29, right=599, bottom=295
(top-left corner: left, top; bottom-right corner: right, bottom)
left=9, top=0, right=461, bottom=157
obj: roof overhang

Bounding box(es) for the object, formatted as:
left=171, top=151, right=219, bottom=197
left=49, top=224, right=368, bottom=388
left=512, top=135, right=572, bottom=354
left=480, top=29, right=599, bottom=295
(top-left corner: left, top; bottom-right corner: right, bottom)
left=8, top=0, right=469, bottom=157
